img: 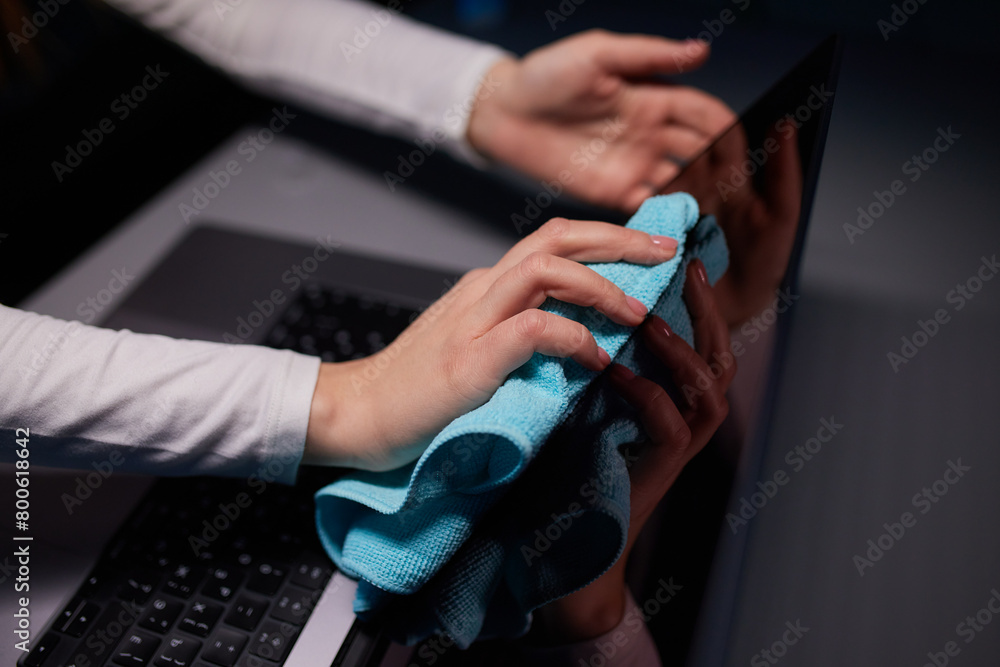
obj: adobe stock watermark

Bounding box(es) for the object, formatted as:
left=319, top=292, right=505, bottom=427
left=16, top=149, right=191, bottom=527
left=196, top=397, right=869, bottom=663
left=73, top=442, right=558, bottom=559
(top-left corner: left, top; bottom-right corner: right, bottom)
left=520, top=443, right=641, bottom=566
left=921, top=586, right=1000, bottom=667
left=51, top=65, right=170, bottom=182
left=886, top=253, right=997, bottom=372
left=750, top=620, right=810, bottom=666
left=384, top=75, right=503, bottom=192
left=577, top=577, right=683, bottom=667
left=852, top=458, right=971, bottom=576
left=679, top=288, right=798, bottom=405
left=349, top=276, right=464, bottom=394
left=339, top=0, right=412, bottom=62
left=188, top=447, right=302, bottom=557
left=844, top=125, right=960, bottom=244
left=222, top=235, right=340, bottom=344
left=726, top=417, right=844, bottom=534
left=19, top=267, right=135, bottom=380
left=510, top=116, right=628, bottom=236
left=877, top=0, right=930, bottom=41
left=61, top=451, right=126, bottom=515
left=544, top=0, right=587, bottom=30
left=213, top=0, right=251, bottom=21
left=6, top=0, right=71, bottom=54
left=408, top=632, right=456, bottom=666
left=394, top=306, right=638, bottom=528
left=716, top=84, right=833, bottom=202
left=179, top=106, right=297, bottom=223
left=670, top=0, right=753, bottom=71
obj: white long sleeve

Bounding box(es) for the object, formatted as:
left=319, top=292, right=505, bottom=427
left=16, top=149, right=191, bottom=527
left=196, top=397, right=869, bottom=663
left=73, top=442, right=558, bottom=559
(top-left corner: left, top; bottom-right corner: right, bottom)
left=103, top=0, right=512, bottom=165
left=0, top=304, right=320, bottom=484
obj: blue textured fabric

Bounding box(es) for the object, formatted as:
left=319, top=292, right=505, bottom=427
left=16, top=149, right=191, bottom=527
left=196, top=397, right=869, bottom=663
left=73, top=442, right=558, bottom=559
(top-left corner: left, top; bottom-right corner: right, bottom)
left=314, top=193, right=729, bottom=647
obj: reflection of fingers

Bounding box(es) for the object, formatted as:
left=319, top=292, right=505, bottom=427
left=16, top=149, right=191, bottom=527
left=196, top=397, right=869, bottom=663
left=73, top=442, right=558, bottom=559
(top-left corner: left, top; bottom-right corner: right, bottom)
left=499, top=219, right=677, bottom=272
left=479, top=310, right=609, bottom=379
left=712, top=119, right=750, bottom=169
left=607, top=364, right=690, bottom=502
left=639, top=316, right=712, bottom=407
left=620, top=184, right=657, bottom=213
left=478, top=253, right=647, bottom=331
left=662, top=86, right=737, bottom=137
left=684, top=260, right=734, bottom=385
left=640, top=315, right=729, bottom=440
left=646, top=160, right=682, bottom=193
left=765, top=123, right=803, bottom=223
left=658, top=125, right=710, bottom=162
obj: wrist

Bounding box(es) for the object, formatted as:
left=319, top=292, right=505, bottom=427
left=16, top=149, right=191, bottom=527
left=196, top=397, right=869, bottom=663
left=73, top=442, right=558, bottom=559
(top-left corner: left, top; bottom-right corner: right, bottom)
left=304, top=360, right=372, bottom=468
left=465, top=56, right=520, bottom=162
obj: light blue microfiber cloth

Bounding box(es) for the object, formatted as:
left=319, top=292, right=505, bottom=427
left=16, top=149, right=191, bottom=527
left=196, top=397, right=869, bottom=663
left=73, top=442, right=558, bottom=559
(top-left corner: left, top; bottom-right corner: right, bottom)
left=315, top=192, right=729, bottom=647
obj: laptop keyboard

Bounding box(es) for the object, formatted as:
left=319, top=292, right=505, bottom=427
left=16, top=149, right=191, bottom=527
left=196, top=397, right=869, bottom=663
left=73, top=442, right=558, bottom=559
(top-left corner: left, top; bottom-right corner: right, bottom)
left=263, top=283, right=414, bottom=362
left=21, top=286, right=419, bottom=667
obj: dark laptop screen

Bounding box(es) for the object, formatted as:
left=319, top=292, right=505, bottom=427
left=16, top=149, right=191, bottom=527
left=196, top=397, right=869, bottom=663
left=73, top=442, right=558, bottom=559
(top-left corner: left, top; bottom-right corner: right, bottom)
left=643, top=35, right=843, bottom=665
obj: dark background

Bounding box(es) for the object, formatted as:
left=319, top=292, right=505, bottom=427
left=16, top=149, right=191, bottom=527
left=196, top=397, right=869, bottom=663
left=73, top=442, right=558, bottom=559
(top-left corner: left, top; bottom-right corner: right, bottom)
left=2, top=0, right=997, bottom=306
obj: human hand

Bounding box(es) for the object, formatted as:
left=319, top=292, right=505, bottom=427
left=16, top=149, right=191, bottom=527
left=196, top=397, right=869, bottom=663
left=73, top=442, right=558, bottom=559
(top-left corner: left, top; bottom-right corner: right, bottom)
left=532, top=259, right=735, bottom=642
left=304, top=219, right=679, bottom=472
left=662, top=121, right=803, bottom=326
left=466, top=30, right=736, bottom=213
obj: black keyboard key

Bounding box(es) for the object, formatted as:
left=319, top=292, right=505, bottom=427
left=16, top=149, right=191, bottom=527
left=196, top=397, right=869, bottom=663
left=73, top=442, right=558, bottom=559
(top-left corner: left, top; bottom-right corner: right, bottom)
left=234, top=656, right=277, bottom=667
left=224, top=595, right=268, bottom=632
left=112, top=630, right=160, bottom=666
left=22, top=632, right=58, bottom=667
left=202, top=568, right=244, bottom=602
left=289, top=559, right=331, bottom=590
left=54, top=597, right=81, bottom=632
left=64, top=601, right=101, bottom=637
left=202, top=629, right=247, bottom=667
left=139, top=596, right=184, bottom=634
left=246, top=563, right=287, bottom=596
left=270, top=585, right=318, bottom=626
left=118, top=570, right=161, bottom=605
left=153, top=635, right=202, bottom=667
left=64, top=600, right=145, bottom=667
left=249, top=620, right=298, bottom=663
left=178, top=600, right=223, bottom=638
left=164, top=564, right=204, bottom=599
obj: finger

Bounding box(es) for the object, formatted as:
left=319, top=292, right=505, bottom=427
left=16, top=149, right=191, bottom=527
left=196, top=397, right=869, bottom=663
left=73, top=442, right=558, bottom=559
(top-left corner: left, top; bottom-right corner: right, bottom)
left=644, top=159, right=683, bottom=194
left=589, top=31, right=711, bottom=77
left=477, top=252, right=649, bottom=331
left=639, top=315, right=728, bottom=427
left=478, top=309, right=611, bottom=379
left=497, top=218, right=677, bottom=274
left=619, top=182, right=661, bottom=213
left=657, top=125, right=712, bottom=162
left=684, top=259, right=734, bottom=387
left=662, top=86, right=737, bottom=138
left=607, top=365, right=691, bottom=514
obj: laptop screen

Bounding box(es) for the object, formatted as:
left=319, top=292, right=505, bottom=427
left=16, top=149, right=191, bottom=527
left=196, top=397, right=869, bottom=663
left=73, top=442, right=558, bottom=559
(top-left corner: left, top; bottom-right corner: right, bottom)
left=639, top=35, right=843, bottom=664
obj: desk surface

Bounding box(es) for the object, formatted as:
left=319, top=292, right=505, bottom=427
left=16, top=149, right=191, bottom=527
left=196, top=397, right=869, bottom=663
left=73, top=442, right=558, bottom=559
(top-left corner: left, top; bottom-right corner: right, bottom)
left=3, top=20, right=999, bottom=667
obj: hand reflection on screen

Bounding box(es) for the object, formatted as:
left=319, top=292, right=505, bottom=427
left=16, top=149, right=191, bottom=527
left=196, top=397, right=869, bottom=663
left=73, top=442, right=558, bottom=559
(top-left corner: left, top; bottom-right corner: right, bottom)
left=663, top=118, right=803, bottom=327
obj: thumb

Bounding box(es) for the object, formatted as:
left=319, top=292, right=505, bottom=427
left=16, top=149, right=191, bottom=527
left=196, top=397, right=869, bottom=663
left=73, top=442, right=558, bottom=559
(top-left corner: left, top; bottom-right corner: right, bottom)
left=592, top=33, right=711, bottom=77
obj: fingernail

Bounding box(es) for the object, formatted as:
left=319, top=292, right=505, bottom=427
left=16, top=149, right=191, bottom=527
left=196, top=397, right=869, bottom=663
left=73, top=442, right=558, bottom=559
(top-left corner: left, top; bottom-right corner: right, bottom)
left=657, top=316, right=673, bottom=337
left=651, top=235, right=678, bottom=251
left=693, top=258, right=709, bottom=285
left=626, top=295, right=647, bottom=318
left=598, top=347, right=612, bottom=368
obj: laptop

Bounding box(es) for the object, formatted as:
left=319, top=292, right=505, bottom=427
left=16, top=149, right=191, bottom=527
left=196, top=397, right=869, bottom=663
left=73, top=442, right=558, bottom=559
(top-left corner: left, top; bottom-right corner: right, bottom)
left=19, top=35, right=841, bottom=667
